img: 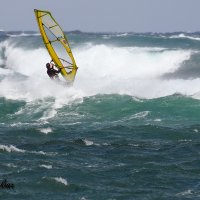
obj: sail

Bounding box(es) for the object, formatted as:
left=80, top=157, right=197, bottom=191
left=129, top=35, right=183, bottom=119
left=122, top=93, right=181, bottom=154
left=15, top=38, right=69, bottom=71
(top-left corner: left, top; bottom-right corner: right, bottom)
left=34, top=9, right=78, bottom=83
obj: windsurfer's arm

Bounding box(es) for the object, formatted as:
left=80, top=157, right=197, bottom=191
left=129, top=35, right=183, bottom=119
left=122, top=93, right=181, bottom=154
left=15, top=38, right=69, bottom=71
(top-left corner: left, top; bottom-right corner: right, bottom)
left=50, top=62, right=61, bottom=73
left=54, top=68, right=61, bottom=73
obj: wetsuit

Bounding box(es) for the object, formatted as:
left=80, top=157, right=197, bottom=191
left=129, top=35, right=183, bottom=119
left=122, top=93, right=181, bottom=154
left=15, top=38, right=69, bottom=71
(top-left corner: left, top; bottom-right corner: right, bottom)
left=47, top=67, right=61, bottom=79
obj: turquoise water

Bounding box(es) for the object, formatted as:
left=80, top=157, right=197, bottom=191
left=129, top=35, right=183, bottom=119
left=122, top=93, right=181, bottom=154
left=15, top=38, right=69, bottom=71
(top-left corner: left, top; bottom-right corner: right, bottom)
left=1, top=31, right=200, bottom=199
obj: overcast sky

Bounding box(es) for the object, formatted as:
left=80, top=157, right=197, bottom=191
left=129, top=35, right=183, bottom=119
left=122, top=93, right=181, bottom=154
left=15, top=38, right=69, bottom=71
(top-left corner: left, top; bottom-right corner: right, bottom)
left=0, top=0, right=200, bottom=32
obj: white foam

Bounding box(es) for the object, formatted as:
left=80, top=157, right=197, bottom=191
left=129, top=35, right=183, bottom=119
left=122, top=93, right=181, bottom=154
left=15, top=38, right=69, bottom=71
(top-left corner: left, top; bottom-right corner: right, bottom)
left=83, top=139, right=94, bottom=146
left=0, top=144, right=56, bottom=156
left=7, top=32, right=40, bottom=37
left=193, top=129, right=198, bottom=133
left=176, top=189, right=193, bottom=196
left=0, top=68, right=12, bottom=75
left=39, top=128, right=53, bottom=134
left=154, top=118, right=162, bottom=122
left=170, top=33, right=200, bottom=41
left=40, top=164, right=52, bottom=169
left=6, top=163, right=17, bottom=168
left=132, top=96, right=143, bottom=102
left=30, top=150, right=56, bottom=156
left=0, top=145, right=25, bottom=153
left=74, top=44, right=196, bottom=98
left=103, top=33, right=129, bottom=39
left=0, top=40, right=199, bottom=101
left=53, top=177, right=68, bottom=186
left=75, top=45, right=190, bottom=80
left=129, top=111, right=149, bottom=119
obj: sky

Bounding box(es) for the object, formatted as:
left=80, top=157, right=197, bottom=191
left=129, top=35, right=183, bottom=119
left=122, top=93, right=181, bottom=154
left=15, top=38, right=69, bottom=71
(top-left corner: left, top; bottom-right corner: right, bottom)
left=0, top=0, right=200, bottom=32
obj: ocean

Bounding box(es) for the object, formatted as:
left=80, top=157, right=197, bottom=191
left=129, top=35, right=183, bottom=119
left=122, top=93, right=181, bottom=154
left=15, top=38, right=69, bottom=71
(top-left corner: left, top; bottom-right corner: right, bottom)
left=1, top=31, right=200, bottom=199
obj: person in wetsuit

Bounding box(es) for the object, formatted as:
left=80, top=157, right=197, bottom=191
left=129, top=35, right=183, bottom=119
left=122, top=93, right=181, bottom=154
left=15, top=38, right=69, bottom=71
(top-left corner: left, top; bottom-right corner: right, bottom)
left=46, top=62, right=61, bottom=80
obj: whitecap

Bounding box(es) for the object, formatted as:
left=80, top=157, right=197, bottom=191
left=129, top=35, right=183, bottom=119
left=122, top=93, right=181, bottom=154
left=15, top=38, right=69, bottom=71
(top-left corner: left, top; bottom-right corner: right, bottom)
left=170, top=33, right=200, bottom=41
left=0, top=145, right=25, bottom=153
left=53, top=177, right=68, bottom=186
left=39, top=128, right=53, bottom=134
left=154, top=118, right=162, bottom=122
left=129, top=111, right=150, bottom=119
left=31, top=150, right=56, bottom=156
left=6, top=163, right=17, bottom=168
left=132, top=96, right=143, bottom=102
left=7, top=32, right=40, bottom=37
left=176, top=189, right=193, bottom=196
left=193, top=129, right=198, bottom=133
left=83, top=139, right=94, bottom=146
left=40, top=164, right=52, bottom=169
left=1, top=39, right=199, bottom=100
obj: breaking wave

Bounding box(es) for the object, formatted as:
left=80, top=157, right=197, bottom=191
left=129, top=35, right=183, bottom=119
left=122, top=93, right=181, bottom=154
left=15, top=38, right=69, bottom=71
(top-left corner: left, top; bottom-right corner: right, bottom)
left=0, top=34, right=199, bottom=103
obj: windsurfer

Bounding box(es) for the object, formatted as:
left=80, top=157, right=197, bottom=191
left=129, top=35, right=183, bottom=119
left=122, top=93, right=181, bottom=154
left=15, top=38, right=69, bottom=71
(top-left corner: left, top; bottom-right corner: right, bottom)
left=46, top=62, right=61, bottom=80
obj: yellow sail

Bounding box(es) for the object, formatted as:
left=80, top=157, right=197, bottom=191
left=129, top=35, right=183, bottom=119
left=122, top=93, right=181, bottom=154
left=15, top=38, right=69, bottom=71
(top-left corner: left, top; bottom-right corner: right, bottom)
left=34, top=9, right=78, bottom=83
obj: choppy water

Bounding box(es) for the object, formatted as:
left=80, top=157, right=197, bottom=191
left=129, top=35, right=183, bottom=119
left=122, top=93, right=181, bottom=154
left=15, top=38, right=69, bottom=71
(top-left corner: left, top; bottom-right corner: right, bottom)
left=1, top=31, right=200, bottom=199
